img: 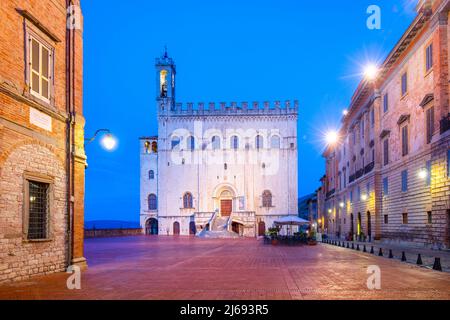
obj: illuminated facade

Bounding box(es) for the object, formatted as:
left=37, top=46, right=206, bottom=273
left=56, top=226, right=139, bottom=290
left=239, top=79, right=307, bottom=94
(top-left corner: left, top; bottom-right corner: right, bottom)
left=139, top=51, right=298, bottom=237
left=318, top=0, right=450, bottom=248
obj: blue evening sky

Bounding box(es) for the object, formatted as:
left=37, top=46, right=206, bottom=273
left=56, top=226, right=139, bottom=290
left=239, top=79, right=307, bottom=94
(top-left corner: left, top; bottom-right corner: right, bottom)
left=83, top=0, right=417, bottom=222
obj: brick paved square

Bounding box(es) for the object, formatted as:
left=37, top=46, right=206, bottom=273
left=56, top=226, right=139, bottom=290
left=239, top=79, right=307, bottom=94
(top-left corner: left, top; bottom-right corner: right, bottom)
left=0, top=236, right=449, bottom=300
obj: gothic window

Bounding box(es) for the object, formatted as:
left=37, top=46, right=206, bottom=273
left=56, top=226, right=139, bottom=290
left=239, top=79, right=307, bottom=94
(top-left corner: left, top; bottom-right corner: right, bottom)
left=160, top=70, right=168, bottom=97
left=187, top=136, right=195, bottom=151
left=230, top=136, right=239, bottom=150
left=149, top=170, right=154, bottom=180
left=151, top=141, right=158, bottom=153
left=270, top=135, right=280, bottom=149
left=262, top=190, right=272, bottom=207
left=148, top=194, right=157, bottom=210
left=183, top=192, right=193, bottom=209
left=256, top=135, right=264, bottom=149
left=144, top=141, right=151, bottom=154
left=212, top=136, right=221, bottom=150
left=171, top=136, right=180, bottom=150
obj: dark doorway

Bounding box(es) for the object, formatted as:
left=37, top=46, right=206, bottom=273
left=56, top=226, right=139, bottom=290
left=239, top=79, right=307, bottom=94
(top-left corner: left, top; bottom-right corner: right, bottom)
left=145, top=218, right=158, bottom=235
left=258, top=221, right=266, bottom=236
left=350, top=213, right=354, bottom=237
left=220, top=199, right=232, bottom=216
left=189, top=221, right=196, bottom=235
left=446, top=210, right=450, bottom=247
left=173, top=221, right=180, bottom=235
left=232, top=222, right=243, bottom=235
left=367, top=211, right=372, bottom=240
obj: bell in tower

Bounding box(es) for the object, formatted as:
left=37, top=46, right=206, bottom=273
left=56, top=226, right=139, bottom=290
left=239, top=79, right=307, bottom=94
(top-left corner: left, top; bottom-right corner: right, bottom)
left=155, top=46, right=176, bottom=110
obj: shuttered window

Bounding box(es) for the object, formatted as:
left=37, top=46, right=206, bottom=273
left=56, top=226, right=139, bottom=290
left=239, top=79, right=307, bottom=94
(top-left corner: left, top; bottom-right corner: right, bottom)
left=402, top=126, right=409, bottom=156
left=29, top=37, right=52, bottom=101
left=426, top=107, right=434, bottom=144
left=426, top=44, right=433, bottom=72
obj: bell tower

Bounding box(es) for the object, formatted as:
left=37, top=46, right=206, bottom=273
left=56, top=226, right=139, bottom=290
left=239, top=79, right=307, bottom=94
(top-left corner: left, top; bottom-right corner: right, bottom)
left=155, top=47, right=176, bottom=111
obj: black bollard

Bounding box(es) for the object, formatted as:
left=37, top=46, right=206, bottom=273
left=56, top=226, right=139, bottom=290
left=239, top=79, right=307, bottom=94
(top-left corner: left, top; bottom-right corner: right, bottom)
left=363, top=245, right=367, bottom=252
left=417, top=254, right=423, bottom=265
left=433, top=258, right=442, bottom=271
left=401, top=251, right=407, bottom=262
left=356, top=244, right=360, bottom=251
left=378, top=248, right=383, bottom=256
left=342, top=242, right=345, bottom=248
left=351, top=243, right=355, bottom=250
left=370, top=246, right=374, bottom=254
left=389, top=249, right=393, bottom=259
left=338, top=241, right=341, bottom=246
left=346, top=242, right=349, bottom=248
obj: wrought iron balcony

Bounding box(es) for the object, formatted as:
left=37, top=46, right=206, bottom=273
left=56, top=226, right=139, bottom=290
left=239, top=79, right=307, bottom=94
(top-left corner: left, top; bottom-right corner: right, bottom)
left=364, top=161, right=375, bottom=174
left=440, top=113, right=450, bottom=134
left=326, top=189, right=335, bottom=199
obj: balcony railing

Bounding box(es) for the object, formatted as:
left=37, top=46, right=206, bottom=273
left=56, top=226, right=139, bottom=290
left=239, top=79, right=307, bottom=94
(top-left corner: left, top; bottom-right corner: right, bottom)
left=440, top=113, right=450, bottom=134
left=355, top=168, right=364, bottom=180
left=364, top=161, right=375, bottom=174
left=326, top=189, right=335, bottom=198
left=349, top=174, right=355, bottom=183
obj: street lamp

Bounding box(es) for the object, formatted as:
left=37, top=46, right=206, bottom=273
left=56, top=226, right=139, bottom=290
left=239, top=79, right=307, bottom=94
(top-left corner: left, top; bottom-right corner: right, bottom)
left=339, top=201, right=345, bottom=208
left=361, top=193, right=368, bottom=201
left=85, top=129, right=118, bottom=151
left=325, top=130, right=339, bottom=146
left=418, top=168, right=428, bottom=180
left=363, top=63, right=379, bottom=81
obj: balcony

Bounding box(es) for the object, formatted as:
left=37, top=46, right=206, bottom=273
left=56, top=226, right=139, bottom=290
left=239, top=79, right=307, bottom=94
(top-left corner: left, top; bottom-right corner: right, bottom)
left=326, top=189, right=335, bottom=199
left=349, top=174, right=355, bottom=183
left=364, top=161, right=375, bottom=174
left=355, top=168, right=364, bottom=180
left=440, top=113, right=450, bottom=134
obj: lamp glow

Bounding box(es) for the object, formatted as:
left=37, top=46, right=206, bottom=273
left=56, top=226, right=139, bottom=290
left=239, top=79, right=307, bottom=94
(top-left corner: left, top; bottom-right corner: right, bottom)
left=342, top=109, right=348, bottom=116
left=418, top=168, right=428, bottom=180
left=339, top=202, right=345, bottom=208
left=325, top=131, right=339, bottom=145
left=361, top=193, right=368, bottom=201
left=364, top=64, right=379, bottom=81
left=101, top=134, right=117, bottom=151
left=328, top=209, right=332, bottom=214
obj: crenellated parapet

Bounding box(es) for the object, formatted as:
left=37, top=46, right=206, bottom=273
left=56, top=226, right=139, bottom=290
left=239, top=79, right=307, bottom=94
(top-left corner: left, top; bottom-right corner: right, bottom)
left=160, top=100, right=299, bottom=116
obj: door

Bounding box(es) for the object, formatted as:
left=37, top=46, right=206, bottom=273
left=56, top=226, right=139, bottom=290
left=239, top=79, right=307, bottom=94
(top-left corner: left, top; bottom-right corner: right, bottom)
left=221, top=199, right=232, bottom=216
left=258, top=221, right=266, bottom=236
left=173, top=221, right=180, bottom=235
left=189, top=221, right=196, bottom=235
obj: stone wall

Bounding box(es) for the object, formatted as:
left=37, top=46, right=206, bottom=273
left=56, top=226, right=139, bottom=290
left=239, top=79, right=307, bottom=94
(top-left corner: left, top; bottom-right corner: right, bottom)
left=85, top=228, right=143, bottom=238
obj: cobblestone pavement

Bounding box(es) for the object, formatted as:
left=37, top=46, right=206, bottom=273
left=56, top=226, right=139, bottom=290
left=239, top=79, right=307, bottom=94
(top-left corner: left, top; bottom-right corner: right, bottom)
left=0, top=236, right=449, bottom=300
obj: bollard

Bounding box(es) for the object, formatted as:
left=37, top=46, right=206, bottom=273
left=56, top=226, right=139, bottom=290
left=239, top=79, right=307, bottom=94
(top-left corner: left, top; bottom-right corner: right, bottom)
left=363, top=245, right=367, bottom=253
left=401, top=251, right=407, bottom=262
left=378, top=248, right=383, bottom=256
left=351, top=243, right=355, bottom=250
left=346, top=242, right=349, bottom=249
left=417, top=254, right=423, bottom=265
left=389, top=249, right=393, bottom=259
left=342, top=242, right=345, bottom=248
left=356, top=244, right=360, bottom=251
left=433, top=258, right=442, bottom=271
left=370, top=246, right=374, bottom=254
left=338, top=241, right=341, bottom=247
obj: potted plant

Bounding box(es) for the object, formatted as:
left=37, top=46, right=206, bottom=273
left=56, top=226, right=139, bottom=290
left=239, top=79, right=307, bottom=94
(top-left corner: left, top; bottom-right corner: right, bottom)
left=267, top=228, right=279, bottom=245
left=307, top=230, right=317, bottom=245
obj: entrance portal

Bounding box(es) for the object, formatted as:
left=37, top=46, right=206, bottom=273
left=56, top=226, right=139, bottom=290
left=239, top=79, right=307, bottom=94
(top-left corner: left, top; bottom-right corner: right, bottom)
left=145, top=218, right=158, bottom=235
left=258, top=221, right=266, bottom=236
left=220, top=199, right=232, bottom=217
left=173, top=221, right=180, bottom=235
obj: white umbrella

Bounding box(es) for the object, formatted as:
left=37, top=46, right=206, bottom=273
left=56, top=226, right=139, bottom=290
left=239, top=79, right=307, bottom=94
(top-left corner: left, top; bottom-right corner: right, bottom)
left=274, top=216, right=310, bottom=226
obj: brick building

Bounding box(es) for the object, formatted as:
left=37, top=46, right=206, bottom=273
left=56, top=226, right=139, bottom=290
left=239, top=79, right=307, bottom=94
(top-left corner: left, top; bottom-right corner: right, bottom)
left=0, top=0, right=86, bottom=282
left=318, top=0, right=450, bottom=248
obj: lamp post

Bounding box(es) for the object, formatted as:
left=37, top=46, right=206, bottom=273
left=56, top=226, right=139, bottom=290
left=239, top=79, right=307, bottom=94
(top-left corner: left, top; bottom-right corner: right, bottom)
left=85, top=129, right=117, bottom=151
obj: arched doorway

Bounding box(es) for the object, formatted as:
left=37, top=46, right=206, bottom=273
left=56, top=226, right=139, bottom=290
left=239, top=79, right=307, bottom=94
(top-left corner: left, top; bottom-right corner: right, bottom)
left=367, top=211, right=372, bottom=240
left=357, top=212, right=362, bottom=237
left=350, top=213, right=354, bottom=238
left=219, top=190, right=233, bottom=217
left=145, top=218, right=158, bottom=235
left=258, top=221, right=266, bottom=236
left=189, top=221, right=196, bottom=235
left=173, top=221, right=180, bottom=235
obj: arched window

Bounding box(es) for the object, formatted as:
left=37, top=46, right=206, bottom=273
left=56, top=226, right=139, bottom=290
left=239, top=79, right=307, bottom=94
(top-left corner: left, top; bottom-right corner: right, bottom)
left=187, top=136, right=195, bottom=151
left=212, top=136, right=221, bottom=150
left=270, top=135, right=281, bottom=149
left=230, top=136, right=239, bottom=150
left=171, top=136, right=180, bottom=150
left=148, top=194, right=157, bottom=210
left=151, top=141, right=158, bottom=153
left=256, top=135, right=264, bottom=149
left=144, top=141, right=151, bottom=154
left=160, top=70, right=168, bottom=97
left=149, top=170, right=154, bottom=180
left=262, top=190, right=272, bottom=207
left=183, top=192, right=193, bottom=209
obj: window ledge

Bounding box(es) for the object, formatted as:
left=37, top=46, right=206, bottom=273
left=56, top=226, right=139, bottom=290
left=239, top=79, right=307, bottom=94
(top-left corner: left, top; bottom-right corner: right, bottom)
left=23, top=238, right=53, bottom=243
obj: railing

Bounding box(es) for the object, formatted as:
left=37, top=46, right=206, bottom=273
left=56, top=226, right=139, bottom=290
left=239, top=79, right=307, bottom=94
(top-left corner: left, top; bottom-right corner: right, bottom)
left=326, top=189, right=335, bottom=199
left=440, top=113, right=450, bottom=134
left=349, top=174, right=355, bottom=183
left=355, top=168, right=364, bottom=180
left=364, top=161, right=374, bottom=174
left=196, top=210, right=218, bottom=237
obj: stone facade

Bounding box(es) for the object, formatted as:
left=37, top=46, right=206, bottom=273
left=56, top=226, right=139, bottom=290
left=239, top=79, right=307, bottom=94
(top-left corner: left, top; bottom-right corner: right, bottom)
left=140, top=52, right=298, bottom=237
left=0, top=0, right=86, bottom=282
left=318, top=0, right=450, bottom=248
